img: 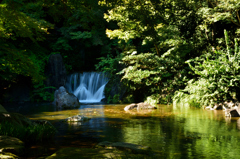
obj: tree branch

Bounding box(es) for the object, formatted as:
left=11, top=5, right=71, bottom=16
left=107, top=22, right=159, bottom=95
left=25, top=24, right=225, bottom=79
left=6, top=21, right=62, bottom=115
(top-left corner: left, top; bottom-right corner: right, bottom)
left=154, top=44, right=160, bottom=56
left=228, top=17, right=240, bottom=27
left=236, top=10, right=240, bottom=24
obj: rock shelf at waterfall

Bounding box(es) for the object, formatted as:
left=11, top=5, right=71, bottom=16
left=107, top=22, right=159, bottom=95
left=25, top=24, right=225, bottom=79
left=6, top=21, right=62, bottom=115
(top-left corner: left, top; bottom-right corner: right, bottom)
left=65, top=72, right=108, bottom=103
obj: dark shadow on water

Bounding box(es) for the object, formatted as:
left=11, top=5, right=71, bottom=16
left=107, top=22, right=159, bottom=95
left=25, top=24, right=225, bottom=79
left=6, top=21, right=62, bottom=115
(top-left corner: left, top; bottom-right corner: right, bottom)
left=3, top=101, right=56, bottom=115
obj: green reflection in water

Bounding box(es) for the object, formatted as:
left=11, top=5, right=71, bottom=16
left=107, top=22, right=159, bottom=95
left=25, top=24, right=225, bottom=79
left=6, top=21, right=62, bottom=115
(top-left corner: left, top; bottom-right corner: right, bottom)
left=24, top=104, right=240, bottom=158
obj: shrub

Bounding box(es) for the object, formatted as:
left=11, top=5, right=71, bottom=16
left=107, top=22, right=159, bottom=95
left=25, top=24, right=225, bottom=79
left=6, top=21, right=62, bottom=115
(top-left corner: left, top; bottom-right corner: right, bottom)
left=174, top=30, right=240, bottom=108
left=0, top=121, right=57, bottom=143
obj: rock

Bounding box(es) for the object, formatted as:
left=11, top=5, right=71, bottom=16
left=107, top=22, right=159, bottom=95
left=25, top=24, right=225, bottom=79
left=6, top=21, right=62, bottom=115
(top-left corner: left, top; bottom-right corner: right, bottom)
left=124, top=102, right=157, bottom=111
left=53, top=86, right=80, bottom=109
left=124, top=103, right=138, bottom=111
left=0, top=152, right=18, bottom=159
left=219, top=101, right=240, bottom=117
left=45, top=54, right=67, bottom=90
left=225, top=108, right=240, bottom=117
left=97, top=141, right=151, bottom=154
left=65, top=115, right=90, bottom=122
left=213, top=103, right=224, bottom=110
left=45, top=147, right=150, bottom=159
left=0, top=136, right=24, bottom=156
left=223, top=101, right=236, bottom=109
left=206, top=101, right=240, bottom=110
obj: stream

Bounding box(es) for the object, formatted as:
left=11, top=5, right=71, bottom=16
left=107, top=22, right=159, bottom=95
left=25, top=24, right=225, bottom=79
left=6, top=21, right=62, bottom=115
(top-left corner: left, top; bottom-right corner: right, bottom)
left=5, top=103, right=240, bottom=158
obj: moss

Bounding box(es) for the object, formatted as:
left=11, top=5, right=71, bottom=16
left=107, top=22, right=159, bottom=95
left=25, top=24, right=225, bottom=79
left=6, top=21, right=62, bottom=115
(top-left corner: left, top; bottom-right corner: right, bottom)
left=0, top=152, right=19, bottom=159
left=46, top=147, right=155, bottom=159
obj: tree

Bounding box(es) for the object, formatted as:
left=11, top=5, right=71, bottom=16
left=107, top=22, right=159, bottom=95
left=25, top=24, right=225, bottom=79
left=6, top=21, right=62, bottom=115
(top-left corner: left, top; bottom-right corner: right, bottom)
left=174, top=30, right=240, bottom=108
left=98, top=0, right=199, bottom=103
left=0, top=0, right=53, bottom=82
left=0, top=0, right=55, bottom=101
left=49, top=0, right=113, bottom=72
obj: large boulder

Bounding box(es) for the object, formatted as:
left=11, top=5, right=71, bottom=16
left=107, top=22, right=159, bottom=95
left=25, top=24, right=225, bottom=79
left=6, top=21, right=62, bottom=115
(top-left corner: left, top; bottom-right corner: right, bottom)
left=45, top=54, right=67, bottom=90
left=53, top=86, right=80, bottom=109
left=223, top=101, right=240, bottom=117
left=124, top=102, right=157, bottom=111
left=225, top=108, right=240, bottom=117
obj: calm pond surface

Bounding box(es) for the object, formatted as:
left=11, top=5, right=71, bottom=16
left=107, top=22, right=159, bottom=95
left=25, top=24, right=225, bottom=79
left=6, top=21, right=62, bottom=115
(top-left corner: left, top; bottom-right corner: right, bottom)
left=5, top=103, right=240, bottom=158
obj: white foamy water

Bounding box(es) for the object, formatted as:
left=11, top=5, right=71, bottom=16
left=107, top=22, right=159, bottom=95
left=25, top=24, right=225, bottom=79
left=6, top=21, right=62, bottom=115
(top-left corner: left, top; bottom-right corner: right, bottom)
left=65, top=72, right=108, bottom=103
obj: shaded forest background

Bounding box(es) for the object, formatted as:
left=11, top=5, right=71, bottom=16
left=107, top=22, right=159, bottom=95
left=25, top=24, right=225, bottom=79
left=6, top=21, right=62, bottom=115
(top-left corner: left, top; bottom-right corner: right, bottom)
left=1, top=0, right=240, bottom=107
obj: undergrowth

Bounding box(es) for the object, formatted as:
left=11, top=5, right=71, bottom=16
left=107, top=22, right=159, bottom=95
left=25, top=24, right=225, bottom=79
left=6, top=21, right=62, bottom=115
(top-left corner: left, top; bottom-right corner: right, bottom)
left=0, top=121, right=57, bottom=143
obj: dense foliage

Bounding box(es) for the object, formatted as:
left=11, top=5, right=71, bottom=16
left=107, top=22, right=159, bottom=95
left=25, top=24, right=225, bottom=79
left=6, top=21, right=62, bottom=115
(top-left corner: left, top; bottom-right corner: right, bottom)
left=174, top=30, right=240, bottom=107
left=96, top=0, right=240, bottom=105
left=0, top=121, right=56, bottom=143
left=0, top=0, right=112, bottom=101
left=1, top=0, right=240, bottom=106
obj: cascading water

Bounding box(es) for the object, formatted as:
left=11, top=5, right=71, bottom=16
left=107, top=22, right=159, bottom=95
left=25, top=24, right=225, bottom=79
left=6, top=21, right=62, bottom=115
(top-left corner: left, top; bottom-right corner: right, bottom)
left=65, top=72, right=108, bottom=103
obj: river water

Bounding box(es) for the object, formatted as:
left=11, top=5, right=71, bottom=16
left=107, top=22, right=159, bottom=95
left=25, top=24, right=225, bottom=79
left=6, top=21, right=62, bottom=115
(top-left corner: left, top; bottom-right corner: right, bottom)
left=5, top=103, right=240, bottom=158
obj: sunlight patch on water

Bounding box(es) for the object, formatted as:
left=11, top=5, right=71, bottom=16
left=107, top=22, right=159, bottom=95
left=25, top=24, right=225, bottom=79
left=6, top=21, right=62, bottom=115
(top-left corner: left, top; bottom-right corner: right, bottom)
left=6, top=103, right=240, bottom=158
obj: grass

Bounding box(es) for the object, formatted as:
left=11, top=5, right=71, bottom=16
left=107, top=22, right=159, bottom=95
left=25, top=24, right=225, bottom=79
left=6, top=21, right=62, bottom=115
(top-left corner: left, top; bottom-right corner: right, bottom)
left=0, top=121, right=57, bottom=143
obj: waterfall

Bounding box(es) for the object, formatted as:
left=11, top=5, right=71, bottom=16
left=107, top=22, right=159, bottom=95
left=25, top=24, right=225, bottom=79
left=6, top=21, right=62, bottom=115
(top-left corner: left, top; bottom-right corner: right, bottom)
left=65, top=72, right=108, bottom=103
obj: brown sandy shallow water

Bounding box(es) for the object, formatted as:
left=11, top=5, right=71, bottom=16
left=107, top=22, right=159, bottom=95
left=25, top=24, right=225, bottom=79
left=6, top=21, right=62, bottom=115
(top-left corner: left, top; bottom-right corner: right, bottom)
left=5, top=103, right=240, bottom=158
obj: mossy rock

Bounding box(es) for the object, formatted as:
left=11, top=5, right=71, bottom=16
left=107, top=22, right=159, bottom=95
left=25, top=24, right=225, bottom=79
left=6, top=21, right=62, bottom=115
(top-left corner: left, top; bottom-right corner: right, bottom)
left=45, top=147, right=152, bottom=159
left=97, top=141, right=152, bottom=155
left=0, top=136, right=24, bottom=156
left=0, top=152, right=19, bottom=159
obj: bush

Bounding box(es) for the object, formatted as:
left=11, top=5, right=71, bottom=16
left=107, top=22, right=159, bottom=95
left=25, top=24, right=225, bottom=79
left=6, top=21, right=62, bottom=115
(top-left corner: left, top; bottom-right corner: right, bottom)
left=117, top=45, right=191, bottom=104
left=0, top=121, right=57, bottom=143
left=174, top=30, right=240, bottom=108
left=112, top=94, right=120, bottom=104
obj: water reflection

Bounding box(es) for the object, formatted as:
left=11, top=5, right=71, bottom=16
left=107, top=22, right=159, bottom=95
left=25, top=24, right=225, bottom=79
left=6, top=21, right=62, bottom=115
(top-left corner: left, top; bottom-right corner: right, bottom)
left=5, top=103, right=240, bottom=158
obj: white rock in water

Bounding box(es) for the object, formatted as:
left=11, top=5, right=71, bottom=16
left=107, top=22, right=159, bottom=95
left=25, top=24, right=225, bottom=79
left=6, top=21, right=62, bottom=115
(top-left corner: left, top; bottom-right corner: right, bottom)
left=66, top=115, right=90, bottom=122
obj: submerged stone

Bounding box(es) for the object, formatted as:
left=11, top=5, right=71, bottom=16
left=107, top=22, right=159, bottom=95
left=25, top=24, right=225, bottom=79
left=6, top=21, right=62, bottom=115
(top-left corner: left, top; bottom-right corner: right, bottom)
left=97, top=141, right=152, bottom=154
left=46, top=147, right=151, bottom=159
